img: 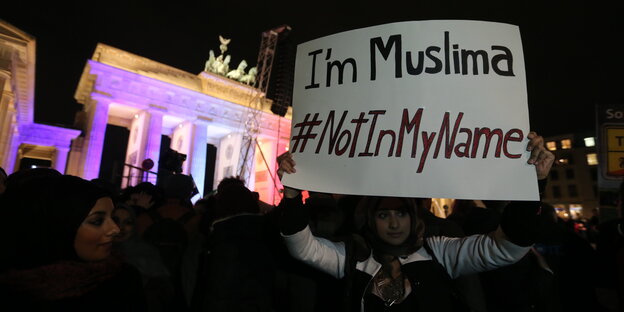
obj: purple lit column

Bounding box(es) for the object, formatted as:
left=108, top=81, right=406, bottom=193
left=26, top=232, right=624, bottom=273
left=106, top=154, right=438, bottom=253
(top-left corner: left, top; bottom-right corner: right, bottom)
left=5, top=125, right=19, bottom=173
left=0, top=70, right=10, bottom=135
left=54, top=146, right=70, bottom=174
left=190, top=121, right=207, bottom=200
left=144, top=110, right=163, bottom=184
left=0, top=107, right=15, bottom=170
left=0, top=73, right=15, bottom=169
left=82, top=97, right=111, bottom=180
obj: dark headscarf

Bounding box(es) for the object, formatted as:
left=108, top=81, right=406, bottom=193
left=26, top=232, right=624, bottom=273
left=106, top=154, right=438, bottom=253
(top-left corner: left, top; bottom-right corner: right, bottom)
left=0, top=175, right=110, bottom=270
left=357, top=196, right=425, bottom=258
left=3, top=168, right=61, bottom=195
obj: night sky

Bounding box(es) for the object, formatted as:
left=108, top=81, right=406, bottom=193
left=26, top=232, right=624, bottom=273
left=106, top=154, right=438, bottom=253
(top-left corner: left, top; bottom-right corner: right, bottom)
left=3, top=1, right=622, bottom=137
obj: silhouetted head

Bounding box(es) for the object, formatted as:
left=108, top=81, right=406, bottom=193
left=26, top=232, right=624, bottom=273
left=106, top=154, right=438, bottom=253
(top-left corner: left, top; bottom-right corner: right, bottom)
left=214, top=177, right=259, bottom=220
left=163, top=174, right=195, bottom=202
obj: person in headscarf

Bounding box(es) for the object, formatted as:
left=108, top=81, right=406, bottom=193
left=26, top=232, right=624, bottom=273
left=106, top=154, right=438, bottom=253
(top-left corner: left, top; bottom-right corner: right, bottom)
left=276, top=132, right=554, bottom=312
left=0, top=175, right=146, bottom=310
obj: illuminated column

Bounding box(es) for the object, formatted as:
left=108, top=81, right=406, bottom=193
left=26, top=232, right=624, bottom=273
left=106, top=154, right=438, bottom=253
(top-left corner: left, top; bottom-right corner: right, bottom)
left=82, top=96, right=111, bottom=180
left=190, top=121, right=207, bottom=200
left=123, top=109, right=163, bottom=186
left=0, top=97, right=15, bottom=168
left=144, top=110, right=163, bottom=184
left=123, top=113, right=145, bottom=187
left=53, top=146, right=70, bottom=174
left=215, top=133, right=243, bottom=186
left=5, top=125, right=20, bottom=173
left=0, top=70, right=10, bottom=130
left=254, top=138, right=277, bottom=205
left=171, top=121, right=194, bottom=174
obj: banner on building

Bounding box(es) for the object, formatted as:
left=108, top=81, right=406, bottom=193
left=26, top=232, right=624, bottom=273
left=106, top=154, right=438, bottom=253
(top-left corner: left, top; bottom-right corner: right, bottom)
left=282, top=20, right=538, bottom=200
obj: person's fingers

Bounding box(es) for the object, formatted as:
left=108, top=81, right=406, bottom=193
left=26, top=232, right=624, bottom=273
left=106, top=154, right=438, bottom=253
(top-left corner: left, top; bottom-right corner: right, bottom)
left=282, top=162, right=296, bottom=173
left=526, top=133, right=543, bottom=151
left=281, top=155, right=296, bottom=169
left=541, top=150, right=555, bottom=167
left=528, top=146, right=541, bottom=164
left=277, top=152, right=297, bottom=178
left=279, top=151, right=292, bottom=160
left=287, top=158, right=296, bottom=169
left=534, top=150, right=549, bottom=166
left=281, top=163, right=292, bottom=173
left=535, top=150, right=555, bottom=179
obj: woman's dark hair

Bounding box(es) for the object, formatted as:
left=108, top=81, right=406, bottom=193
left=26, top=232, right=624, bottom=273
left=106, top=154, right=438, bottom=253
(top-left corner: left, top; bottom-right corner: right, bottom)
left=3, top=168, right=62, bottom=195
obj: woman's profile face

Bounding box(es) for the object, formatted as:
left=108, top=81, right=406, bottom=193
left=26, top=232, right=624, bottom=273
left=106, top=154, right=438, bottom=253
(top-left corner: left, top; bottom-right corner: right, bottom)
left=112, top=208, right=135, bottom=242
left=374, top=197, right=411, bottom=246
left=74, top=197, right=120, bottom=261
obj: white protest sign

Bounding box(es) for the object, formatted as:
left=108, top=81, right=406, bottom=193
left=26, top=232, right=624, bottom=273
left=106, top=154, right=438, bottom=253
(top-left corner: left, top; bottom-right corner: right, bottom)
left=282, top=20, right=538, bottom=200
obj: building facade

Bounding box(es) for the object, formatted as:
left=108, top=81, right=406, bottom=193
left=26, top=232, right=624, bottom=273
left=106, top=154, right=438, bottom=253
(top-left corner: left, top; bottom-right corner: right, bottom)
left=69, top=43, right=291, bottom=204
left=0, top=20, right=80, bottom=175
left=541, top=132, right=598, bottom=219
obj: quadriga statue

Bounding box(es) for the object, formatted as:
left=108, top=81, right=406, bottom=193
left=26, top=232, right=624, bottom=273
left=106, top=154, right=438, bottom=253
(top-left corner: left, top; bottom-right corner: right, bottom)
left=226, top=60, right=248, bottom=80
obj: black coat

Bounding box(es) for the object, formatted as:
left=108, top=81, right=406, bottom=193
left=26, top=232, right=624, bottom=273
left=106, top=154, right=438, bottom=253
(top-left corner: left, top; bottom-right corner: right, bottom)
left=0, top=262, right=146, bottom=311
left=196, top=214, right=276, bottom=312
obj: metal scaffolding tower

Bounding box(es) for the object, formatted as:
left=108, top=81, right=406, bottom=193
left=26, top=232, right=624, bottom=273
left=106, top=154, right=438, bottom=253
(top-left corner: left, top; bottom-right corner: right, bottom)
left=237, top=25, right=291, bottom=187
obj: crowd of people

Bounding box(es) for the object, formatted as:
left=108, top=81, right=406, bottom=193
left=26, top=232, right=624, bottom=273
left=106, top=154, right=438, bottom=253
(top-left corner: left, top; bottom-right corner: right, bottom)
left=0, top=131, right=622, bottom=311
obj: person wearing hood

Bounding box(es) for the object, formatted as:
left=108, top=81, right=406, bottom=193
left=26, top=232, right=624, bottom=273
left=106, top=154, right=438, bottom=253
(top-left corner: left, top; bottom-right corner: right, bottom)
left=276, top=132, right=554, bottom=312
left=0, top=175, right=146, bottom=310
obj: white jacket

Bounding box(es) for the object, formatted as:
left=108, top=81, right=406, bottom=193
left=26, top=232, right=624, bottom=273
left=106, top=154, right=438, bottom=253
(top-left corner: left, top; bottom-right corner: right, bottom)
left=282, top=225, right=530, bottom=279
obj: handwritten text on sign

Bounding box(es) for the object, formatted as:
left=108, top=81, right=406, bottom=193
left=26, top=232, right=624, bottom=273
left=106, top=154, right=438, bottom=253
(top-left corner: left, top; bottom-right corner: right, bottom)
left=282, top=21, right=538, bottom=200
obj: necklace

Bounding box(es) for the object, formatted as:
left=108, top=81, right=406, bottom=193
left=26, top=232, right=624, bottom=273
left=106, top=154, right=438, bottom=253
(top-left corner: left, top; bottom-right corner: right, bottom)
left=373, top=265, right=405, bottom=306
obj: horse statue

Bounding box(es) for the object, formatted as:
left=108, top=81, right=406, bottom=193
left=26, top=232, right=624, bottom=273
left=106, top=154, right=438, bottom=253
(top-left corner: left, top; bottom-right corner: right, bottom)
left=240, top=66, right=257, bottom=85
left=215, top=55, right=231, bottom=76
left=204, top=50, right=216, bottom=72
left=226, top=60, right=248, bottom=80
left=210, top=54, right=223, bottom=73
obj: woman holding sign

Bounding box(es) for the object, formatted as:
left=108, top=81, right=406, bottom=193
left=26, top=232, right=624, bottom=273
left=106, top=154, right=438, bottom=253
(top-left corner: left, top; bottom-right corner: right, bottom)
left=276, top=132, right=554, bottom=311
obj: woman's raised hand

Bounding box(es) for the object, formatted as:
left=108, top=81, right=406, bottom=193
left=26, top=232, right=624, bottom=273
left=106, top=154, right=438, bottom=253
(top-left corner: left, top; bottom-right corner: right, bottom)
left=277, top=151, right=296, bottom=181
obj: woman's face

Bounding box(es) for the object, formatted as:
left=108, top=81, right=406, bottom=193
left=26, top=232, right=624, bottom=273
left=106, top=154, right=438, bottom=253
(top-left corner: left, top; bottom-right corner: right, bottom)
left=112, top=208, right=135, bottom=242
left=374, top=198, right=411, bottom=246
left=74, top=197, right=120, bottom=261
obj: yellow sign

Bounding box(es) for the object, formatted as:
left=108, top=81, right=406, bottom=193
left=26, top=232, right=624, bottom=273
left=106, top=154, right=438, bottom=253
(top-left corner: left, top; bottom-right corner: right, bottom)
left=606, top=127, right=624, bottom=176
left=607, top=152, right=624, bottom=176
left=607, top=128, right=624, bottom=151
